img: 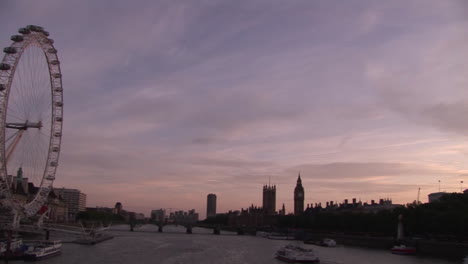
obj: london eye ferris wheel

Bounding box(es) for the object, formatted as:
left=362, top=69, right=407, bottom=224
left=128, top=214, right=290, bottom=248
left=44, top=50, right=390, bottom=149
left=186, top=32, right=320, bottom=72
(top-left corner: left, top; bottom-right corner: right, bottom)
left=0, top=25, right=63, bottom=224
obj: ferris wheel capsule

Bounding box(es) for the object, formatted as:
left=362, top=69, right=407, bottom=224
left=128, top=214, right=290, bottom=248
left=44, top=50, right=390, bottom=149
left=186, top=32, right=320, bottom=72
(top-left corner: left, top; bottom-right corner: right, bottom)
left=0, top=63, right=11, bottom=71
left=18, top=28, right=31, bottom=35
left=47, top=48, right=57, bottom=54
left=3, top=47, right=17, bottom=54
left=10, top=35, right=24, bottom=42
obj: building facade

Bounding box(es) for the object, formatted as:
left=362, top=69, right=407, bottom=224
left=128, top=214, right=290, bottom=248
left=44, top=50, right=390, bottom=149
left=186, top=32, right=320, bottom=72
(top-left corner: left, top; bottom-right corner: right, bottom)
left=54, top=188, right=86, bottom=221
left=169, top=209, right=199, bottom=224
left=206, top=193, right=217, bottom=218
left=151, top=209, right=166, bottom=222
left=229, top=205, right=278, bottom=227
left=112, top=202, right=123, bottom=215
left=262, top=184, right=276, bottom=215
left=7, top=168, right=67, bottom=222
left=294, top=173, right=304, bottom=216
left=304, top=197, right=402, bottom=214
left=47, top=189, right=67, bottom=222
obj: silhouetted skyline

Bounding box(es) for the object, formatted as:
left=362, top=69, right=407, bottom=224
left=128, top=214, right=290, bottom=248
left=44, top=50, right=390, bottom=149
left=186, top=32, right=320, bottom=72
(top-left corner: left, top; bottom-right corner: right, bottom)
left=2, top=1, right=467, bottom=217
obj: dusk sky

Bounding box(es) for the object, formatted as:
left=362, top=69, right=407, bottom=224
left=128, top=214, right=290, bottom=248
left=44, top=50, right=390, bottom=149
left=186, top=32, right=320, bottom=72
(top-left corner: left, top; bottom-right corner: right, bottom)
left=2, top=0, right=468, bottom=218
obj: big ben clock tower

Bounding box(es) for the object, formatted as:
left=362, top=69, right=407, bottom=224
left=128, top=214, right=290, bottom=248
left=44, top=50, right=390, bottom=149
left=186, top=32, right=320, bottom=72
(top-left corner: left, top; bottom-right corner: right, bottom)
left=294, top=173, right=305, bottom=215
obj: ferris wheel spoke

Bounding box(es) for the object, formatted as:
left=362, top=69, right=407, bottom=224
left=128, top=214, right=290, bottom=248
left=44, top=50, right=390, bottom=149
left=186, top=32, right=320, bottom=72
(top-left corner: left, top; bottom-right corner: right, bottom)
left=10, top=88, right=27, bottom=119
left=11, top=76, right=30, bottom=118
left=17, top=133, right=45, bottom=182
left=23, top=138, right=37, bottom=181
left=34, top=89, right=49, bottom=115
left=6, top=110, right=25, bottom=122
left=15, top=55, right=32, bottom=117
left=37, top=129, right=51, bottom=140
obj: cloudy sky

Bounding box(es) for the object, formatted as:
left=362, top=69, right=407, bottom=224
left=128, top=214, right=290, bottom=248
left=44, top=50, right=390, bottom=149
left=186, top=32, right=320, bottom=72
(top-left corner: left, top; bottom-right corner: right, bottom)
left=2, top=0, right=468, bottom=217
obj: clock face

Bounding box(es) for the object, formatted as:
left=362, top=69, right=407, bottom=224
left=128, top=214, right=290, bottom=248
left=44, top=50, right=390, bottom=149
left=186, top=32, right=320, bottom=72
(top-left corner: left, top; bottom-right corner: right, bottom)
left=298, top=192, right=303, bottom=198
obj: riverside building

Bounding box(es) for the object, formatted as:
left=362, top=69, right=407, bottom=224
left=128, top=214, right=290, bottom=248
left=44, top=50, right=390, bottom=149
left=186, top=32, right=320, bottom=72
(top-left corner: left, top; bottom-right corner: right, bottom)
left=54, top=188, right=87, bottom=221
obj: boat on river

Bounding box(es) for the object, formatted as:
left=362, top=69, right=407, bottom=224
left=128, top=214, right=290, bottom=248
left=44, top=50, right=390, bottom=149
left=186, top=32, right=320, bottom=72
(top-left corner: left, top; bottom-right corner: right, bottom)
left=256, top=231, right=270, bottom=238
left=268, top=233, right=295, bottom=240
left=73, top=232, right=114, bottom=245
left=390, top=245, right=416, bottom=255
left=391, top=214, right=416, bottom=255
left=304, top=238, right=336, bottom=247
left=23, top=240, right=62, bottom=261
left=275, top=244, right=320, bottom=263
left=320, top=238, right=336, bottom=247
left=0, top=237, right=26, bottom=260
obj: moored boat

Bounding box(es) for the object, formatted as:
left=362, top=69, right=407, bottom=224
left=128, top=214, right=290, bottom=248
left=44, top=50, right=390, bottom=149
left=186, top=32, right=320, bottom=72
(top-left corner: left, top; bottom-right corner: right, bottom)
left=390, top=245, right=416, bottom=255
left=268, top=233, right=295, bottom=240
left=256, top=231, right=270, bottom=238
left=0, top=237, right=26, bottom=260
left=391, top=214, right=416, bottom=255
left=73, top=232, right=114, bottom=245
left=320, top=238, right=336, bottom=247
left=23, top=240, right=62, bottom=261
left=275, top=244, right=320, bottom=263
left=304, top=238, right=336, bottom=247
left=0, top=237, right=22, bottom=253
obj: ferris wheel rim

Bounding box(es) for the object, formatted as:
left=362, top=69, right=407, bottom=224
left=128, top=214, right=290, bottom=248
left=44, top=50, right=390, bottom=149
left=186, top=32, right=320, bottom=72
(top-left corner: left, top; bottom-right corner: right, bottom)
left=0, top=25, right=63, bottom=218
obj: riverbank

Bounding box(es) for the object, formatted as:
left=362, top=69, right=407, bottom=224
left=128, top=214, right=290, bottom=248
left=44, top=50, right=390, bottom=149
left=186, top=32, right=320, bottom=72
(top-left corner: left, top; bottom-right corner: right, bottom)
left=304, top=232, right=468, bottom=260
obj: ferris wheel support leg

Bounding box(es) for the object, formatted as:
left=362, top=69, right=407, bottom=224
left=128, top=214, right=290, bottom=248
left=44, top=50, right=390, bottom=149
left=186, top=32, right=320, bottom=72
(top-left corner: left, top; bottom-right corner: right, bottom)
left=5, top=130, right=25, bottom=165
left=37, top=208, right=49, bottom=228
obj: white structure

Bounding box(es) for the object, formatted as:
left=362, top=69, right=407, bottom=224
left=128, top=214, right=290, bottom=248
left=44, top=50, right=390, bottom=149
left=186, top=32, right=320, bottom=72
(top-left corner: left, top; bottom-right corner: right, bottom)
left=0, top=25, right=64, bottom=228
left=428, top=192, right=447, bottom=203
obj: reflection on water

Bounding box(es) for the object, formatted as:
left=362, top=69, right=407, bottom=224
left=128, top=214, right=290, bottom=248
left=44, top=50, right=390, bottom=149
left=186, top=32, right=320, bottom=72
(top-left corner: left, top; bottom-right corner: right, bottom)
left=39, top=225, right=458, bottom=264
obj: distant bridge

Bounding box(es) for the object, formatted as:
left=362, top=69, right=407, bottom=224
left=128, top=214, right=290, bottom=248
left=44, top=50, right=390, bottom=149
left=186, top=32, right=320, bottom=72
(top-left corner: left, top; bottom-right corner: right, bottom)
left=120, top=221, right=248, bottom=235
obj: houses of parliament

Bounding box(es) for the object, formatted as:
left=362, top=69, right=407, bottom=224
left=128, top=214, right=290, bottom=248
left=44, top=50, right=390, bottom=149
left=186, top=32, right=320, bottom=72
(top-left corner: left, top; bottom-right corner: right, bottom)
left=214, top=172, right=399, bottom=227
left=262, top=173, right=304, bottom=216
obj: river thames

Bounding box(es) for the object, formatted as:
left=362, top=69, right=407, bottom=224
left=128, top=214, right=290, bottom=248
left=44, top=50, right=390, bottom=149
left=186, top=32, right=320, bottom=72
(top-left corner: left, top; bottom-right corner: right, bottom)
left=38, top=225, right=459, bottom=264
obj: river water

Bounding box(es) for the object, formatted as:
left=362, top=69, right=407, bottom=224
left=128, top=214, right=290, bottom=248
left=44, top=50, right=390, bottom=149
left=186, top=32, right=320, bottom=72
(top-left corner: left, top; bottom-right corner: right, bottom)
left=37, top=225, right=460, bottom=264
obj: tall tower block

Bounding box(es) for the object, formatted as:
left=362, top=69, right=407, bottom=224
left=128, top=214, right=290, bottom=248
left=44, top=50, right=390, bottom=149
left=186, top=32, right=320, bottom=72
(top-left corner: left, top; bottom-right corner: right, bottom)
left=206, top=194, right=217, bottom=218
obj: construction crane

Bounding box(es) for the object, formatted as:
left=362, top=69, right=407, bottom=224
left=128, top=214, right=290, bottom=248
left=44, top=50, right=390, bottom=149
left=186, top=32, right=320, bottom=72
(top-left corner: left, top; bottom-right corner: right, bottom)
left=417, top=187, right=421, bottom=204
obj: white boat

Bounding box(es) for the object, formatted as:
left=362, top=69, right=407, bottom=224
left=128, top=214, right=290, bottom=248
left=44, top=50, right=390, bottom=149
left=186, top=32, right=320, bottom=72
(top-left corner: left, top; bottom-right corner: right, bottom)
left=390, top=244, right=416, bottom=255
left=321, top=238, right=336, bottom=247
left=0, top=237, right=25, bottom=259
left=73, top=232, right=114, bottom=245
left=256, top=231, right=270, bottom=238
left=268, top=234, right=295, bottom=240
left=23, top=240, right=62, bottom=261
left=275, top=244, right=320, bottom=263
left=0, top=238, right=21, bottom=254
